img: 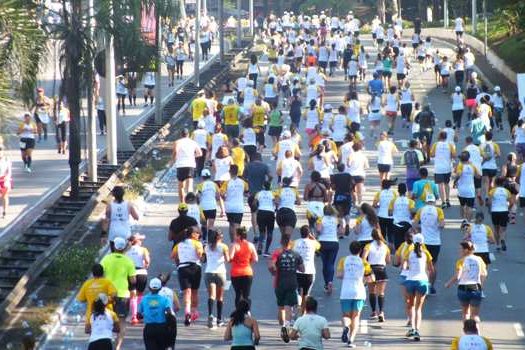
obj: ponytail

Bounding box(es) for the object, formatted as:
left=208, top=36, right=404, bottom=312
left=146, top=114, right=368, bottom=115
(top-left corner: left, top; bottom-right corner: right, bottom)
left=414, top=242, right=422, bottom=258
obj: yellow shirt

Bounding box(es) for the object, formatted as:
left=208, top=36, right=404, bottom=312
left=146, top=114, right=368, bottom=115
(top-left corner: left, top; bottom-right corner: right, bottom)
left=223, top=104, right=240, bottom=125
left=191, top=98, right=207, bottom=121
left=77, top=277, right=117, bottom=323
left=231, top=147, right=246, bottom=175
left=252, top=105, right=267, bottom=126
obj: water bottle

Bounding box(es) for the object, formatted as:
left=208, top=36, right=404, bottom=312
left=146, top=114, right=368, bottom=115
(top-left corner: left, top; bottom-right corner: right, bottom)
left=363, top=340, right=372, bottom=347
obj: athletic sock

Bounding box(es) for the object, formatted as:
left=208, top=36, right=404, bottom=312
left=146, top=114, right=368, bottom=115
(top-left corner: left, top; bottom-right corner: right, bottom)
left=144, top=95, right=148, bottom=103
left=378, top=295, right=385, bottom=313
left=217, top=300, right=223, bottom=320
left=27, top=156, right=32, bottom=168
left=185, top=303, right=191, bottom=315
left=150, top=96, right=154, bottom=104
left=369, top=293, right=377, bottom=312
left=129, top=295, right=138, bottom=318
left=208, top=298, right=214, bottom=316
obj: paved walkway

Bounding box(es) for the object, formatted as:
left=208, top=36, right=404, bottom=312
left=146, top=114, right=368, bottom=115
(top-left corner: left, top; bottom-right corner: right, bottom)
left=0, top=43, right=219, bottom=236
left=40, top=35, right=525, bottom=350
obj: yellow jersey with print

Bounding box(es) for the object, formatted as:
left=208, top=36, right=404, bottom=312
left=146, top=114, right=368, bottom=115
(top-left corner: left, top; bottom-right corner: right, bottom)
left=467, top=224, right=494, bottom=253
left=455, top=255, right=487, bottom=285
left=196, top=180, right=219, bottom=211
left=430, top=141, right=456, bottom=174
left=456, top=162, right=480, bottom=198
left=388, top=196, right=415, bottom=224
left=231, top=147, right=246, bottom=175
left=480, top=141, right=500, bottom=170
left=251, top=105, right=267, bottom=127
left=191, top=98, right=207, bottom=121
left=336, top=255, right=372, bottom=300
left=220, top=178, right=249, bottom=213
left=77, top=277, right=117, bottom=323
left=274, top=187, right=299, bottom=210
left=488, top=186, right=510, bottom=212
left=172, top=238, right=203, bottom=267
left=223, top=104, right=240, bottom=125
left=414, top=205, right=445, bottom=245
left=374, top=189, right=397, bottom=218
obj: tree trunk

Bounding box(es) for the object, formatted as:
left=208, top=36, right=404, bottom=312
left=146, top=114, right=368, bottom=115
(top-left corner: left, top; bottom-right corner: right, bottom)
left=378, top=0, right=386, bottom=23
left=391, top=0, right=399, bottom=19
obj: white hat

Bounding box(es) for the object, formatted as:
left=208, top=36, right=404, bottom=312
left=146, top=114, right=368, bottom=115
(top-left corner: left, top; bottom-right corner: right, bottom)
left=113, top=237, right=127, bottom=250
left=201, top=168, right=211, bottom=177
left=471, top=72, right=478, bottom=79
left=197, top=120, right=205, bottom=129
left=494, top=86, right=501, bottom=92
left=413, top=233, right=425, bottom=244
left=282, top=130, right=291, bottom=138
left=149, top=278, right=162, bottom=290
left=455, top=86, right=461, bottom=92
left=97, top=293, right=109, bottom=305
left=324, top=104, right=332, bottom=110
left=425, top=193, right=436, bottom=202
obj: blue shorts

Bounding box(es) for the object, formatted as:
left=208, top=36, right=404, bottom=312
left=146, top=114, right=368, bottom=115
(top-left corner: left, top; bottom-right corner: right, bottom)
left=457, top=288, right=482, bottom=307
left=340, top=299, right=365, bottom=313
left=403, top=280, right=430, bottom=295
left=398, top=275, right=407, bottom=285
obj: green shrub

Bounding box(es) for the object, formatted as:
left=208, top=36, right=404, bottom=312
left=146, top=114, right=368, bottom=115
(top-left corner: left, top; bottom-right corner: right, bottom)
left=43, top=245, right=99, bottom=288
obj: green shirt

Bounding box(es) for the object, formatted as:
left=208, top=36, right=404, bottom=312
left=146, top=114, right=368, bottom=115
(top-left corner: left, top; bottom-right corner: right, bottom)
left=269, top=110, right=282, bottom=127
left=383, top=58, right=393, bottom=72
left=100, top=253, right=136, bottom=298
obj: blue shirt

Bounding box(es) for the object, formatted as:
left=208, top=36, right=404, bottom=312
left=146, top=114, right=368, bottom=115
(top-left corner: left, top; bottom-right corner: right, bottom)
left=138, top=293, right=171, bottom=324
left=412, top=179, right=440, bottom=209
left=368, top=79, right=384, bottom=96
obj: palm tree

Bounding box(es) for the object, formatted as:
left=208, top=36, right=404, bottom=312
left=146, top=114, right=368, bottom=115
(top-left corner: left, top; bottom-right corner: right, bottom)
left=0, top=0, right=46, bottom=118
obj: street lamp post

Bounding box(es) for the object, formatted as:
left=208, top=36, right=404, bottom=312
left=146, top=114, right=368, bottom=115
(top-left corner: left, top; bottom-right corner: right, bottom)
left=155, top=2, right=162, bottom=124
left=219, top=0, right=224, bottom=65
left=472, top=0, right=477, bottom=35
left=443, top=0, right=449, bottom=28
left=249, top=0, right=254, bottom=37
left=236, top=0, right=242, bottom=47
left=87, top=0, right=97, bottom=181
left=483, top=0, right=487, bottom=56
left=194, top=0, right=201, bottom=86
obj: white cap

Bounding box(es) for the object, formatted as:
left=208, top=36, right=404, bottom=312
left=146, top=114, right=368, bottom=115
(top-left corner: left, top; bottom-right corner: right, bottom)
left=471, top=72, right=478, bottom=79
left=494, top=86, right=501, bottom=92
left=425, top=193, right=436, bottom=202
left=113, top=237, right=127, bottom=250
left=324, top=104, right=332, bottom=110
left=413, top=233, right=425, bottom=244
left=201, top=168, right=211, bottom=177
left=282, top=130, right=291, bottom=138
left=149, top=278, right=162, bottom=290
left=455, top=86, right=461, bottom=92
left=197, top=120, right=205, bottom=129
left=97, top=293, right=109, bottom=305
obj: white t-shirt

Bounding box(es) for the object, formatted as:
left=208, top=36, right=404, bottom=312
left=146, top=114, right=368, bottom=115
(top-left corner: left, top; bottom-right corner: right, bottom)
left=432, top=141, right=454, bottom=174
left=318, top=215, right=338, bottom=242
left=347, top=151, right=369, bottom=177
left=205, top=243, right=228, bottom=274
left=255, top=190, right=275, bottom=212
left=198, top=180, right=219, bottom=211
left=223, top=178, right=248, bottom=213
left=89, top=310, right=116, bottom=343
left=418, top=205, right=442, bottom=245
left=293, top=238, right=319, bottom=274
left=377, top=140, right=396, bottom=165
left=452, top=93, right=465, bottom=111
left=175, top=137, right=200, bottom=168
left=339, top=255, right=368, bottom=300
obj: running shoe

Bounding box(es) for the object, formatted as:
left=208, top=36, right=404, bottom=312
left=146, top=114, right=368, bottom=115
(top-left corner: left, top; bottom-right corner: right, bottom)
left=217, top=319, right=226, bottom=327
left=191, top=311, right=200, bottom=322
left=184, top=313, right=191, bottom=326
left=405, top=329, right=416, bottom=338
left=429, top=286, right=437, bottom=295
left=348, top=342, right=356, bottom=348
left=130, top=317, right=139, bottom=325
left=326, top=282, right=333, bottom=295
left=341, top=326, right=349, bottom=343
left=369, top=312, right=378, bottom=320
left=207, top=315, right=216, bottom=329
left=263, top=252, right=271, bottom=258
left=501, top=240, right=507, bottom=251
left=281, top=326, right=290, bottom=343
left=378, top=313, right=385, bottom=322
left=413, top=330, right=421, bottom=341
left=446, top=200, right=451, bottom=208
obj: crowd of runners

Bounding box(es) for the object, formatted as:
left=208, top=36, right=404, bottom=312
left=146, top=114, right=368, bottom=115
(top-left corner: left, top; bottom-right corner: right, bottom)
left=41, top=8, right=525, bottom=350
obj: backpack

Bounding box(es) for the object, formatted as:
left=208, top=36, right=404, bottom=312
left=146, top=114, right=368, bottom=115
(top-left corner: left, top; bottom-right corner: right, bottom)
left=404, top=150, right=420, bottom=170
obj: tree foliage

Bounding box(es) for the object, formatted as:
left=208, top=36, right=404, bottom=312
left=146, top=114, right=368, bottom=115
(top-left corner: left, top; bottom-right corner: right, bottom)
left=0, top=0, right=47, bottom=114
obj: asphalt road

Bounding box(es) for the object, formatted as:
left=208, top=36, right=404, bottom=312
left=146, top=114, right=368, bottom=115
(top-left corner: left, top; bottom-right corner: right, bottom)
left=41, top=34, right=525, bottom=350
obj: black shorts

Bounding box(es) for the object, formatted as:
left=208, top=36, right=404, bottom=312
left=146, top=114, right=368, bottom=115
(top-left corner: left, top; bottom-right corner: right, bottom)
left=178, top=264, right=202, bottom=290
left=226, top=212, right=243, bottom=224
left=88, top=338, right=113, bottom=350
left=19, top=137, right=35, bottom=151
left=458, top=196, right=475, bottom=208
left=382, top=71, right=392, bottom=78
left=377, top=38, right=384, bottom=45
left=435, top=173, right=451, bottom=184
left=520, top=197, right=525, bottom=208
left=491, top=211, right=509, bottom=227
left=276, top=207, right=297, bottom=228
left=412, top=43, right=419, bottom=49
left=319, top=61, right=328, bottom=69
left=115, top=297, right=129, bottom=318
left=474, top=177, right=482, bottom=189
left=371, top=264, right=388, bottom=281
left=144, top=84, right=155, bottom=90
left=244, top=145, right=257, bottom=160
left=397, top=73, right=406, bottom=81
left=474, top=252, right=491, bottom=265
left=297, top=273, right=314, bottom=295
left=434, top=64, right=441, bottom=73
left=129, top=273, right=148, bottom=293
left=203, top=209, right=217, bottom=219
left=426, top=244, right=441, bottom=263
left=268, top=126, right=283, bottom=137
left=351, top=176, right=365, bottom=184
left=377, top=164, right=391, bottom=173
left=419, top=129, right=433, bottom=144
left=333, top=193, right=352, bottom=216
left=177, top=167, right=194, bottom=181
left=482, top=169, right=497, bottom=178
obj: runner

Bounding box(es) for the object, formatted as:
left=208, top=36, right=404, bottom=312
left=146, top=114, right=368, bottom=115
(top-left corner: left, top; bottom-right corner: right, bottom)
left=0, top=146, right=12, bottom=218
left=450, top=319, right=494, bottom=350
left=17, top=113, right=37, bottom=173
left=275, top=176, right=301, bottom=238
left=171, top=226, right=204, bottom=326
left=487, top=176, right=513, bottom=251
left=480, top=131, right=500, bottom=201
left=389, top=183, right=416, bottom=249
left=204, top=229, right=229, bottom=328
left=402, top=233, right=434, bottom=341
left=86, top=293, right=120, bottom=350
left=229, top=226, right=258, bottom=307
left=293, top=225, right=320, bottom=313
left=413, top=193, right=445, bottom=295
left=445, top=241, right=488, bottom=322
left=221, top=165, right=249, bottom=241
left=376, top=132, right=398, bottom=181
left=224, top=299, right=261, bottom=349
left=32, top=87, right=51, bottom=142
left=254, top=181, right=276, bottom=256
left=454, top=151, right=481, bottom=223
left=337, top=240, right=373, bottom=348
left=373, top=179, right=397, bottom=247
left=362, top=229, right=391, bottom=322
left=402, top=139, right=424, bottom=194
left=289, top=296, right=330, bottom=350
left=430, top=130, right=456, bottom=208
left=347, top=141, right=369, bottom=207
left=126, top=234, right=150, bottom=325
left=269, top=234, right=304, bottom=343
left=104, top=186, right=140, bottom=250
left=172, top=128, right=203, bottom=202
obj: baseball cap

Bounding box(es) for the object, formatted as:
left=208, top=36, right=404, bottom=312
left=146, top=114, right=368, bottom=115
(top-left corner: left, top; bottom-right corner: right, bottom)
left=201, top=168, right=211, bottom=177
left=282, top=130, right=291, bottom=138
left=197, top=120, right=205, bottom=129
left=149, top=278, right=162, bottom=290
left=494, top=86, right=501, bottom=92
left=425, top=193, right=436, bottom=202
left=455, top=86, right=461, bottom=92
left=113, top=237, right=127, bottom=250
left=324, top=104, right=332, bottom=110
left=36, top=87, right=44, bottom=93
left=413, top=233, right=425, bottom=244
left=178, top=203, right=188, bottom=211
left=97, top=293, right=109, bottom=305
left=129, top=233, right=146, bottom=242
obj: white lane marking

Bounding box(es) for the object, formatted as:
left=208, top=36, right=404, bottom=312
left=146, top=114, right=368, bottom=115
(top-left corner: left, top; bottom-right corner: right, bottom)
left=507, top=305, right=514, bottom=309
left=450, top=309, right=462, bottom=313
left=514, top=323, right=524, bottom=337
left=489, top=253, right=496, bottom=262
left=492, top=268, right=500, bottom=272
left=500, top=282, right=509, bottom=295
left=360, top=320, right=368, bottom=334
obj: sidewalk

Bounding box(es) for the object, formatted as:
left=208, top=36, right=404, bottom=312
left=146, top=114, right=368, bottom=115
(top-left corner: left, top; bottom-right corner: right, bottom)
left=0, top=43, right=219, bottom=236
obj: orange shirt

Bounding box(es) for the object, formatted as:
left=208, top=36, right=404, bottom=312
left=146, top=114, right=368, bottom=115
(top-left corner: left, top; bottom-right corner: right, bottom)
left=230, top=240, right=253, bottom=277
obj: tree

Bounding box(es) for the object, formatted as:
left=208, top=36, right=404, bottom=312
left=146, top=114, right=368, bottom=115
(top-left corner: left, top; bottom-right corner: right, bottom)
left=0, top=0, right=46, bottom=117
